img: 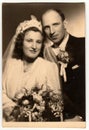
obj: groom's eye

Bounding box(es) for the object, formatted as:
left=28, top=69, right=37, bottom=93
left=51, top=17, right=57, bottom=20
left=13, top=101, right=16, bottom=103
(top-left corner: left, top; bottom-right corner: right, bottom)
left=44, top=26, right=49, bottom=31
left=53, top=22, right=60, bottom=26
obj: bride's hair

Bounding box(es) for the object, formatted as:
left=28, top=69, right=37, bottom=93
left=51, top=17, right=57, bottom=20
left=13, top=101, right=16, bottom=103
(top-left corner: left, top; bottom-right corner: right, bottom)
left=3, top=15, right=44, bottom=71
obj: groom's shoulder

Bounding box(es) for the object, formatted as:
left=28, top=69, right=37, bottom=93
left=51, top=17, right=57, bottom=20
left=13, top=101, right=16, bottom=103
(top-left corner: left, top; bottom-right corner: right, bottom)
left=69, top=34, right=85, bottom=42
left=69, top=35, right=85, bottom=48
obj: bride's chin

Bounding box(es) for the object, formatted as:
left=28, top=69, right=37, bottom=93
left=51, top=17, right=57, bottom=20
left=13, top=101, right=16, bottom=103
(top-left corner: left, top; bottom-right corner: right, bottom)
left=23, top=55, right=37, bottom=63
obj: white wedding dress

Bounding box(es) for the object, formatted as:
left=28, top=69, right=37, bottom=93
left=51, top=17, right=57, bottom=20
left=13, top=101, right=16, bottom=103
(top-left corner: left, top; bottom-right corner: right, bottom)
left=3, top=57, right=61, bottom=109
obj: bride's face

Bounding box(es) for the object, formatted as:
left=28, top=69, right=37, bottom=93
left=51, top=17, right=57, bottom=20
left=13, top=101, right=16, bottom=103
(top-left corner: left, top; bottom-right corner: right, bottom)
left=23, top=30, right=43, bottom=59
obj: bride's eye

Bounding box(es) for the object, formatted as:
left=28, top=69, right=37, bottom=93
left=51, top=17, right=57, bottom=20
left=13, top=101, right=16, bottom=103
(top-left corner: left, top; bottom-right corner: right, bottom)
left=26, top=39, right=33, bottom=42
left=36, top=40, right=42, bottom=44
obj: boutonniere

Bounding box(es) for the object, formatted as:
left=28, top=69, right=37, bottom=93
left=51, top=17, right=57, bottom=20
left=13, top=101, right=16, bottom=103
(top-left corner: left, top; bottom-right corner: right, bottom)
left=57, top=50, right=73, bottom=82
left=57, top=50, right=70, bottom=64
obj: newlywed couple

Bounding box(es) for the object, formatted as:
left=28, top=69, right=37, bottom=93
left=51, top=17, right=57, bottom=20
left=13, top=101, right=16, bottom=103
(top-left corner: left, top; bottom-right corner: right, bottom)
left=3, top=8, right=85, bottom=122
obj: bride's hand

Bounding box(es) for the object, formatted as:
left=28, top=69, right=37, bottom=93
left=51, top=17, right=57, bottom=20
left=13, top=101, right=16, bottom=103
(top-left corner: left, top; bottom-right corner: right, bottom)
left=3, top=105, right=16, bottom=121
left=3, top=101, right=16, bottom=121
left=64, top=115, right=83, bottom=122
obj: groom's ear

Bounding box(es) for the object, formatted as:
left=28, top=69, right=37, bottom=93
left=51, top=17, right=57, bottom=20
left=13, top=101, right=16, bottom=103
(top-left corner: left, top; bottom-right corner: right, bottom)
left=63, top=19, right=68, bottom=29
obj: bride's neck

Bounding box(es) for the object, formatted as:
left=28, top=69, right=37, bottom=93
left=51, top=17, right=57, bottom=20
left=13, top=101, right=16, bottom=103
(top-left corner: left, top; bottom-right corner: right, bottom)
left=23, top=55, right=36, bottom=63
left=23, top=55, right=37, bottom=72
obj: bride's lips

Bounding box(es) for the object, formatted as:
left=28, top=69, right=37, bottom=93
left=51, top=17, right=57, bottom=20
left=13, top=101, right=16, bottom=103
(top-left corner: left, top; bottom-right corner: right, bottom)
left=29, top=50, right=38, bottom=54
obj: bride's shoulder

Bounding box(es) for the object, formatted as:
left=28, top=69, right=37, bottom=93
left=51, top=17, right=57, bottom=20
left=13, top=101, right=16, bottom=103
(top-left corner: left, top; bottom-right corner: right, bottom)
left=7, top=58, right=22, bottom=65
left=37, top=57, right=57, bottom=68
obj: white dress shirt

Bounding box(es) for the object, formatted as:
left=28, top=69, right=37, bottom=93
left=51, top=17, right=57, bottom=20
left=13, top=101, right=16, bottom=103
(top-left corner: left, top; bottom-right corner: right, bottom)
left=51, top=33, right=69, bottom=82
left=52, top=33, right=69, bottom=56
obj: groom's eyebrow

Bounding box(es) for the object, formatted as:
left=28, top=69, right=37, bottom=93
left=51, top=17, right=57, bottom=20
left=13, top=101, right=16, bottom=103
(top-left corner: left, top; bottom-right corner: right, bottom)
left=43, top=25, right=49, bottom=29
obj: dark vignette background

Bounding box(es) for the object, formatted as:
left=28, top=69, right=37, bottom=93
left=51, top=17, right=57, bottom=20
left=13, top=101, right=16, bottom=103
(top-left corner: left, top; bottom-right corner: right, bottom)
left=2, top=3, right=85, bottom=54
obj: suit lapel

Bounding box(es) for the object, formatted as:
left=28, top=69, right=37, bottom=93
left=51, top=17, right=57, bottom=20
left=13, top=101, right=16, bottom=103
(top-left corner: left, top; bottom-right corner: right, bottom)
left=66, top=35, right=74, bottom=52
left=65, top=35, right=75, bottom=65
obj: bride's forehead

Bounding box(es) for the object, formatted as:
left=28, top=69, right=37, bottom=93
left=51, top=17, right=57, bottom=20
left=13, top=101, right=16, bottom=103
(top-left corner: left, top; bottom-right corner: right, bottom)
left=24, top=30, right=42, bottom=36
left=24, top=31, right=43, bottom=40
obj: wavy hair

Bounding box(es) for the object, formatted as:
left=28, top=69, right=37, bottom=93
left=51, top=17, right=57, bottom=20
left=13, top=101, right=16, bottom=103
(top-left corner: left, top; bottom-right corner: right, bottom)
left=12, top=27, right=44, bottom=59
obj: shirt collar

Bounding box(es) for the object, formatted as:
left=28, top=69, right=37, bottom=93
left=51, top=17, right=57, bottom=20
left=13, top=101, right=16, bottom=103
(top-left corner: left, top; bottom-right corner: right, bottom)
left=51, top=33, right=69, bottom=56
left=50, top=32, right=69, bottom=50
left=59, top=33, right=69, bottom=51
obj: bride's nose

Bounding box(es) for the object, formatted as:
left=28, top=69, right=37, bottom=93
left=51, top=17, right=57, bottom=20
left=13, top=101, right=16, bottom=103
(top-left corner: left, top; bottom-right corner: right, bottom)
left=32, top=42, right=37, bottom=49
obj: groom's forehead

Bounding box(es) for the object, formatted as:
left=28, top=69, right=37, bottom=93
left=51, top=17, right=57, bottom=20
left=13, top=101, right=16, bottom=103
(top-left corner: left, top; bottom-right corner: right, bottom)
left=42, top=10, right=62, bottom=26
left=42, top=10, right=60, bottom=19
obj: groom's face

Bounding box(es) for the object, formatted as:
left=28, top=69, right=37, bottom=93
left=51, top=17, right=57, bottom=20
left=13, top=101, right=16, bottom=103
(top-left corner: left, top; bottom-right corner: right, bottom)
left=42, top=10, right=66, bottom=45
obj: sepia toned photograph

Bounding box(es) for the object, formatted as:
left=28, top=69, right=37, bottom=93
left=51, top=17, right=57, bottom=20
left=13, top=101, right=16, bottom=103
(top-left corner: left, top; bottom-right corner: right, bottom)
left=2, top=2, right=86, bottom=128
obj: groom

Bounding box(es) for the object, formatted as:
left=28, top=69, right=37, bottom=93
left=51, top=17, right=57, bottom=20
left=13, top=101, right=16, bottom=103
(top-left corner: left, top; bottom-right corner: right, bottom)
left=42, top=8, right=85, bottom=121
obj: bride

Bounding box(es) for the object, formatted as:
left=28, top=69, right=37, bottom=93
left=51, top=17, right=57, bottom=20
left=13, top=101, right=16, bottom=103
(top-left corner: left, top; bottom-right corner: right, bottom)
left=2, top=15, right=63, bottom=122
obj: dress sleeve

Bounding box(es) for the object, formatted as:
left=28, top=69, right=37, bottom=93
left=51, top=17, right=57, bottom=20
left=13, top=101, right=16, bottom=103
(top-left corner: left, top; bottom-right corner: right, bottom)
left=46, top=62, right=62, bottom=93
left=2, top=84, right=16, bottom=109
left=2, top=60, right=17, bottom=121
left=2, top=59, right=16, bottom=109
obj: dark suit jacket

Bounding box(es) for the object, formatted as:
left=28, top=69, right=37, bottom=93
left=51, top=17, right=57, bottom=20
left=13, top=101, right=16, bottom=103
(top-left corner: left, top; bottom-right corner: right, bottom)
left=62, top=35, right=85, bottom=120
left=44, top=34, right=85, bottom=120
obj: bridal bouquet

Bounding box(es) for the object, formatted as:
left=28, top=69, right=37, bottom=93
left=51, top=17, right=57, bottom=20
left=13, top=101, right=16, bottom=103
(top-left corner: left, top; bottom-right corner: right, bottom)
left=8, top=85, right=64, bottom=122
